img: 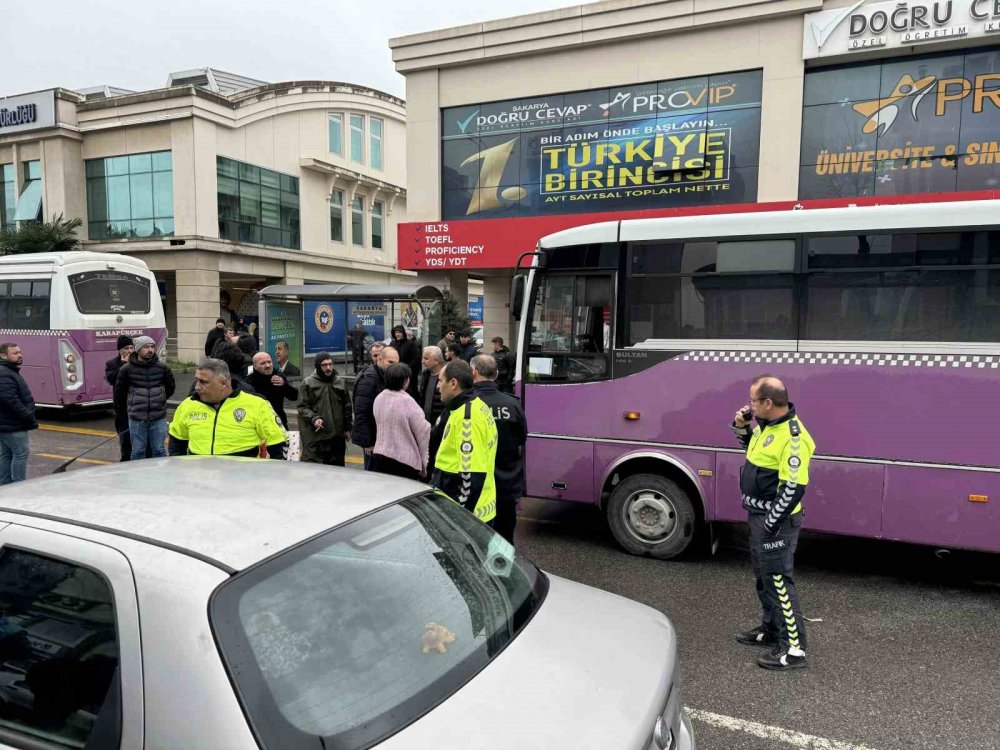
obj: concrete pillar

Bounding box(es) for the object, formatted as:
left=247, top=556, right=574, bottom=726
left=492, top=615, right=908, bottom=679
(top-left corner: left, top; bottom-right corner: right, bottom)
left=482, top=270, right=513, bottom=345
left=175, top=267, right=220, bottom=364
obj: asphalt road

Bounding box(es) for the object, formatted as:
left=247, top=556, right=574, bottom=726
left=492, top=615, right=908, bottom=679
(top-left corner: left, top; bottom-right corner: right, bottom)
left=22, top=408, right=1000, bottom=750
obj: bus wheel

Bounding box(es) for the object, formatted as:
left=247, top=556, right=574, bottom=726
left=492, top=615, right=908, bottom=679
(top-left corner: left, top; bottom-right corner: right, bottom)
left=607, top=474, right=696, bottom=559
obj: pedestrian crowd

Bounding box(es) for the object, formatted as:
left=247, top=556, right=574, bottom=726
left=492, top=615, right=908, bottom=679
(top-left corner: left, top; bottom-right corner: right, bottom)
left=0, top=322, right=527, bottom=545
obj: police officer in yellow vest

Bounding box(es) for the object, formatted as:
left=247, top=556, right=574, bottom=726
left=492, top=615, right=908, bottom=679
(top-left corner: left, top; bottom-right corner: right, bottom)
left=430, top=360, right=498, bottom=524
left=732, top=375, right=815, bottom=671
left=168, top=358, right=287, bottom=459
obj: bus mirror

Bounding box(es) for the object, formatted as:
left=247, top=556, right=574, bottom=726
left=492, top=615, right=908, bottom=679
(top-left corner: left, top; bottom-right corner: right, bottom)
left=510, top=275, right=526, bottom=321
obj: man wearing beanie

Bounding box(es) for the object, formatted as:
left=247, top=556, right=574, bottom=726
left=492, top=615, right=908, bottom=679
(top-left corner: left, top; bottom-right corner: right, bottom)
left=105, top=335, right=139, bottom=461
left=113, top=336, right=175, bottom=460
left=297, top=352, right=352, bottom=466
left=204, top=318, right=227, bottom=357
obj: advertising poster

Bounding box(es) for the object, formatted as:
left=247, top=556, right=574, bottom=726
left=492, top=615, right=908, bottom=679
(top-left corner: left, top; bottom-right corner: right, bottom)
left=304, top=301, right=348, bottom=354
left=266, top=302, right=302, bottom=377
left=800, top=50, right=1000, bottom=199
left=468, top=296, right=484, bottom=326
left=441, top=70, right=762, bottom=220
left=348, top=301, right=386, bottom=344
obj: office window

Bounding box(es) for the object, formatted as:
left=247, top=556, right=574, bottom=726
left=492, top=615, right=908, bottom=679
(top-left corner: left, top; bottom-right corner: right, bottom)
left=371, top=200, right=384, bottom=250
left=0, top=165, right=14, bottom=229
left=13, top=160, right=42, bottom=223
left=330, top=190, right=344, bottom=242
left=86, top=151, right=173, bottom=240
left=350, top=114, right=364, bottom=164
left=328, top=113, right=344, bottom=156
left=217, top=157, right=299, bottom=250
left=352, top=196, right=364, bottom=246
left=370, top=117, right=383, bottom=171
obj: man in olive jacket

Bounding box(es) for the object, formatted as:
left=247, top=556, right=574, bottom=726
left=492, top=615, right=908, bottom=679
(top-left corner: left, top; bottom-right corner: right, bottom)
left=297, top=352, right=352, bottom=466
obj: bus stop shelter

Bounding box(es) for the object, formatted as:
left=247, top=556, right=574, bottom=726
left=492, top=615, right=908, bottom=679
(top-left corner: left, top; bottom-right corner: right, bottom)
left=257, top=283, right=444, bottom=377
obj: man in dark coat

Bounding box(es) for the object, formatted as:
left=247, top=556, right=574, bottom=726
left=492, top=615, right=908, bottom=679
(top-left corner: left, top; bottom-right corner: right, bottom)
left=491, top=336, right=515, bottom=394
left=388, top=325, right=421, bottom=398
left=352, top=346, right=398, bottom=469
left=247, top=352, right=298, bottom=429
left=0, top=343, right=37, bottom=484
left=113, top=336, right=176, bottom=460
left=297, top=352, right=353, bottom=466
left=204, top=318, right=226, bottom=357
left=457, top=331, right=479, bottom=362
left=471, top=354, right=528, bottom=544
left=348, top=321, right=367, bottom=373
left=104, top=335, right=141, bottom=461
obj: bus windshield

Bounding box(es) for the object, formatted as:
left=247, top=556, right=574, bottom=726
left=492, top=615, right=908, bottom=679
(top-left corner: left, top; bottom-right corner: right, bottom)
left=68, top=271, right=151, bottom=315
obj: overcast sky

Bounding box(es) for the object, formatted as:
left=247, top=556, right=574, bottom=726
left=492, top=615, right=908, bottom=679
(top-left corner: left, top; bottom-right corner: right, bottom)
left=1, top=0, right=584, bottom=99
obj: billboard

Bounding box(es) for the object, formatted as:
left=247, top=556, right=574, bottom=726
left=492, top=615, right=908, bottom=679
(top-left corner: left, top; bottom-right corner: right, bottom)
left=468, top=296, right=484, bottom=326
left=800, top=50, right=1000, bottom=199
left=441, top=71, right=762, bottom=221
left=266, top=302, right=302, bottom=377
left=304, top=301, right=347, bottom=354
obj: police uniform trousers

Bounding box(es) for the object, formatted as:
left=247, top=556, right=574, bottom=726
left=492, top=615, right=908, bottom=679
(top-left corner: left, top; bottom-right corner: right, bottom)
left=302, top=436, right=347, bottom=467
left=749, top=513, right=806, bottom=652
left=491, top=494, right=518, bottom=545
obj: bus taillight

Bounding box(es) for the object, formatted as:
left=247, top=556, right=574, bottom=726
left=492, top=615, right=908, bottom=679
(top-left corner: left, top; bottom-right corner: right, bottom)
left=58, top=340, right=84, bottom=391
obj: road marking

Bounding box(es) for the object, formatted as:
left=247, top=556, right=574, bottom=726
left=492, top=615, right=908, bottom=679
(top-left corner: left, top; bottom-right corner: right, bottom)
left=686, top=708, right=881, bottom=750
left=35, top=453, right=111, bottom=466
left=39, top=424, right=117, bottom=438
left=346, top=456, right=363, bottom=465
left=517, top=516, right=560, bottom=526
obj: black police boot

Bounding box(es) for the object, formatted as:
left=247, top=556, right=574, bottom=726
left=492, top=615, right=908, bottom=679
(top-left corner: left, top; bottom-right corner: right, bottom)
left=736, top=625, right=776, bottom=647
left=757, top=647, right=807, bottom=671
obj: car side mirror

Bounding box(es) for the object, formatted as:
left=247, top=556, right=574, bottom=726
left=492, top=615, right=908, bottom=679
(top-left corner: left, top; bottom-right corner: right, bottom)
left=510, top=275, right=526, bottom=321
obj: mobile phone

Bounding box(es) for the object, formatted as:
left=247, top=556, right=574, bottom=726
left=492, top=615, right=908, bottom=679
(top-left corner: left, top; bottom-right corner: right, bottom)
left=739, top=407, right=752, bottom=421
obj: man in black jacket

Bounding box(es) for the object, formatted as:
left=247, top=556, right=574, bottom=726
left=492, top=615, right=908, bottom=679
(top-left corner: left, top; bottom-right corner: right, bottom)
left=104, top=335, right=138, bottom=462
left=389, top=325, right=421, bottom=398
left=204, top=318, right=227, bottom=357
left=457, top=331, right=478, bottom=362
left=247, top=352, right=298, bottom=429
left=114, top=336, right=175, bottom=460
left=490, top=337, right=515, bottom=394
left=0, top=344, right=37, bottom=485
left=352, top=346, right=398, bottom=469
left=471, top=354, right=527, bottom=544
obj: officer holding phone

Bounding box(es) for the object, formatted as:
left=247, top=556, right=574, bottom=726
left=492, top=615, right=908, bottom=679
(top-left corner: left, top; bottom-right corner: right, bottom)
left=732, top=375, right=815, bottom=671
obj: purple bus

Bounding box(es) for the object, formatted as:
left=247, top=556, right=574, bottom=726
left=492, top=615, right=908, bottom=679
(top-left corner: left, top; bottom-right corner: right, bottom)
left=510, top=200, right=1000, bottom=558
left=0, top=252, right=167, bottom=408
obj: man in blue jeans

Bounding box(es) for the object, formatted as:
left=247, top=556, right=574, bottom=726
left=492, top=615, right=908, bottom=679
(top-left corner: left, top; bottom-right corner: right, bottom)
left=113, top=336, right=175, bottom=460
left=0, top=344, right=37, bottom=484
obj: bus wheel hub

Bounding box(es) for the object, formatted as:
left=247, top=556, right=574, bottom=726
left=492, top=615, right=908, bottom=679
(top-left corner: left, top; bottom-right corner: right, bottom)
left=626, top=491, right=676, bottom=541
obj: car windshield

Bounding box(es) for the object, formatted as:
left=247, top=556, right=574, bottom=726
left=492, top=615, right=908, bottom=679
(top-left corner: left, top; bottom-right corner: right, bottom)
left=210, top=491, right=547, bottom=750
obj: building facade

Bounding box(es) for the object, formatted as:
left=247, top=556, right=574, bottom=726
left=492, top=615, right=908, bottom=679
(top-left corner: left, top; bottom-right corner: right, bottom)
left=0, top=69, right=410, bottom=362
left=391, top=0, right=1000, bottom=342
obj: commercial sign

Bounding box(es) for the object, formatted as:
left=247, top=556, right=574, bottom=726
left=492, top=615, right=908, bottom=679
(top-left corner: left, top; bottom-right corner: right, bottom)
left=0, top=90, right=56, bottom=135
left=800, top=49, right=1000, bottom=198
left=468, top=296, right=484, bottom=326
left=441, top=71, right=762, bottom=221
left=266, top=302, right=302, bottom=375
left=804, top=0, right=1000, bottom=59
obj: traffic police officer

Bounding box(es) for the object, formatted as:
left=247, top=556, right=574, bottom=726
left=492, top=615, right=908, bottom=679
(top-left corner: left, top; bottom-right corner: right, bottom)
left=732, top=375, right=815, bottom=671
left=431, top=360, right=498, bottom=524
left=168, top=358, right=287, bottom=458
left=471, top=354, right=527, bottom=544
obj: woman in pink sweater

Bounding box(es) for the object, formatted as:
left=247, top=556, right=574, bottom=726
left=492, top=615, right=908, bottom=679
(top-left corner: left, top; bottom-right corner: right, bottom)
left=372, top=363, right=430, bottom=481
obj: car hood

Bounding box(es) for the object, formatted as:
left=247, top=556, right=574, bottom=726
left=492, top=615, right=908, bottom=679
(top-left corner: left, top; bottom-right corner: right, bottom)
left=380, top=572, right=677, bottom=750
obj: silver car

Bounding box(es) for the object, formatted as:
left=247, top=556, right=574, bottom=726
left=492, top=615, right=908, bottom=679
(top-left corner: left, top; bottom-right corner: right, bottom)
left=0, top=458, right=694, bottom=749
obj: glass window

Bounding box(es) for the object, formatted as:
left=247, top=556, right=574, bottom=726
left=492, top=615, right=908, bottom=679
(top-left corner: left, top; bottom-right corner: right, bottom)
left=69, top=271, right=151, bottom=315
left=0, top=548, right=120, bottom=748
left=86, top=151, right=173, bottom=239
left=216, top=157, right=299, bottom=249
left=631, top=240, right=795, bottom=274
left=803, top=270, right=1000, bottom=342
left=528, top=273, right=612, bottom=381
left=0, top=165, right=15, bottom=230
left=370, top=117, right=383, bottom=170
left=371, top=200, right=384, bottom=250
left=350, top=114, right=364, bottom=164
left=13, top=179, right=42, bottom=223
left=806, top=232, right=988, bottom=269
left=24, top=160, right=41, bottom=181
left=351, top=196, right=364, bottom=246
left=212, top=492, right=546, bottom=750
left=330, top=190, right=343, bottom=242
left=328, top=113, right=344, bottom=156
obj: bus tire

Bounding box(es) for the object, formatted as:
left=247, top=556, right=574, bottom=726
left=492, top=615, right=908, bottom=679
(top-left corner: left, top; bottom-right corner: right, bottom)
left=606, top=474, right=696, bottom=560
